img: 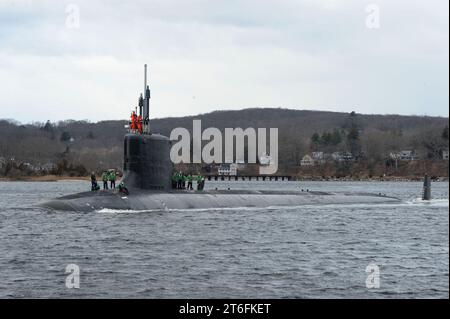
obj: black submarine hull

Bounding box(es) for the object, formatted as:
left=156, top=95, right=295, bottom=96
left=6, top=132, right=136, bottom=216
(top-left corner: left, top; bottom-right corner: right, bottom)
left=39, top=189, right=400, bottom=212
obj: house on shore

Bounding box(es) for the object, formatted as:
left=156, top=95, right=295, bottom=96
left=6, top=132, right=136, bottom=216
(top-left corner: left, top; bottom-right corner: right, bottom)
left=300, top=155, right=315, bottom=166
left=390, top=150, right=419, bottom=161
left=331, top=151, right=354, bottom=162
left=218, top=163, right=237, bottom=176
left=311, top=152, right=326, bottom=165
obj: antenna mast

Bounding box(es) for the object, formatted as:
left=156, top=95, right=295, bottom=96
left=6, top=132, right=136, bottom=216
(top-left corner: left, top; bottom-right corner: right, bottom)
left=143, top=64, right=150, bottom=133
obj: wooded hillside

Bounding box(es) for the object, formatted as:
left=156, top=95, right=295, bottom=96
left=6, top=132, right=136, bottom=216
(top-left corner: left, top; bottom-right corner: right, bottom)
left=0, top=108, right=448, bottom=178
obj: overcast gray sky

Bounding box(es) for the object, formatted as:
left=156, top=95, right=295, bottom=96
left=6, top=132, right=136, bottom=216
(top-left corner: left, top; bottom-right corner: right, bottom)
left=0, top=0, right=448, bottom=123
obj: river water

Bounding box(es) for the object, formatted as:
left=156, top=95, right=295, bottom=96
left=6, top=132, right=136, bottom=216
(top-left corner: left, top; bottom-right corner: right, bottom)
left=0, top=180, right=448, bottom=298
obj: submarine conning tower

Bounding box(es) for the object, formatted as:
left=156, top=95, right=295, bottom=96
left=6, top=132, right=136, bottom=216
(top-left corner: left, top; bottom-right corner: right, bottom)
left=121, top=64, right=172, bottom=190
left=122, top=133, right=172, bottom=190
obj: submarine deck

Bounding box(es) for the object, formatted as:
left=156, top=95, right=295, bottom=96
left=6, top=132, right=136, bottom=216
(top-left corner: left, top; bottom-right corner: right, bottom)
left=40, top=188, right=400, bottom=212
left=59, top=188, right=334, bottom=199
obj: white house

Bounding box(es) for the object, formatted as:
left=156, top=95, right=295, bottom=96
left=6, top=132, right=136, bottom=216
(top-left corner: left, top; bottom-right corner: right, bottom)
left=40, top=162, right=57, bottom=172
left=400, top=150, right=418, bottom=160
left=390, top=150, right=418, bottom=161
left=218, top=163, right=237, bottom=176
left=300, top=155, right=315, bottom=166
left=332, top=152, right=354, bottom=162
left=311, top=151, right=325, bottom=164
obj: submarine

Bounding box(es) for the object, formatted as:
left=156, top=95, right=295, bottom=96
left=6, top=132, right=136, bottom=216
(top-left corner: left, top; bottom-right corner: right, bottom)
left=39, top=65, right=400, bottom=212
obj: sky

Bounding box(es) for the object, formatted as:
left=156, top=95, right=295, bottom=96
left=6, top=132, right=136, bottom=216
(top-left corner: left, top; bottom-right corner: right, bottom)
left=0, top=0, right=448, bottom=123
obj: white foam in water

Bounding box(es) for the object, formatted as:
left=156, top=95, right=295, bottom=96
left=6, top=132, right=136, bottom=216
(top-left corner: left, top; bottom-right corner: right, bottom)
left=97, top=208, right=163, bottom=214
left=97, top=206, right=262, bottom=214
left=98, top=205, right=290, bottom=214
left=97, top=198, right=449, bottom=214
left=96, top=194, right=449, bottom=214
left=408, top=198, right=449, bottom=207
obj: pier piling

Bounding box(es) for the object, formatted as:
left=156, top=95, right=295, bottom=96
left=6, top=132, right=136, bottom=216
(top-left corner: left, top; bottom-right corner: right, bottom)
left=422, top=174, right=431, bottom=200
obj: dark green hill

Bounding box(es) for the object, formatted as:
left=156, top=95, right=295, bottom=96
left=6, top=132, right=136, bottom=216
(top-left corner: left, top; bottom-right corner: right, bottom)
left=0, top=108, right=448, bottom=176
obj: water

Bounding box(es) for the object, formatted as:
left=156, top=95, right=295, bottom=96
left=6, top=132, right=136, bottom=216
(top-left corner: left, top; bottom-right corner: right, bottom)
left=0, top=180, right=448, bottom=298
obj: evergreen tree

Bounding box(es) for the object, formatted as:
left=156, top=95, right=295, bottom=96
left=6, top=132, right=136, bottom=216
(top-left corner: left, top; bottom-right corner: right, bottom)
left=311, top=133, right=320, bottom=145
left=442, top=126, right=449, bottom=141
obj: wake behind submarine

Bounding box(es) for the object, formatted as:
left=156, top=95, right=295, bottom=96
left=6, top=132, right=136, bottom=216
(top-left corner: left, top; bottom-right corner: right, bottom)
left=39, top=65, right=400, bottom=212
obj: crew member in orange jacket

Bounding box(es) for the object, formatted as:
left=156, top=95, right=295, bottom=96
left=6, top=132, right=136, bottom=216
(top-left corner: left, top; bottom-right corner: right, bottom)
left=137, top=114, right=143, bottom=134
left=130, top=111, right=137, bottom=131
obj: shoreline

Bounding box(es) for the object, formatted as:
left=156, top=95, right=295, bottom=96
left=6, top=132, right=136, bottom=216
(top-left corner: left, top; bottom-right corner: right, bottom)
left=0, top=175, right=89, bottom=182
left=0, top=175, right=448, bottom=183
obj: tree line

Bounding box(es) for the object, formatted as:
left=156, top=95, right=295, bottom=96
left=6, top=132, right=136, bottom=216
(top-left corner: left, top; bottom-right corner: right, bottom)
left=0, top=108, right=448, bottom=177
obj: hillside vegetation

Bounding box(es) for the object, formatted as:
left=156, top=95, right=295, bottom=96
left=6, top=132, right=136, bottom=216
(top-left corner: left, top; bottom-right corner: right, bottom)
left=0, top=108, right=448, bottom=179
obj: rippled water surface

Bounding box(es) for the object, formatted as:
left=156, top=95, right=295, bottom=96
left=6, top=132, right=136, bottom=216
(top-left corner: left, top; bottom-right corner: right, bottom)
left=0, top=180, right=448, bottom=298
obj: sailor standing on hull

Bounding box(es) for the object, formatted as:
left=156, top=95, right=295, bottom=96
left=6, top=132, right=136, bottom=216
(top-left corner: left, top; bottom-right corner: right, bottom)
left=182, top=173, right=187, bottom=189
left=196, top=174, right=205, bottom=191
left=109, top=170, right=116, bottom=189
left=177, top=171, right=183, bottom=189
left=90, top=172, right=100, bottom=191
left=187, top=174, right=193, bottom=190
left=102, top=171, right=109, bottom=190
